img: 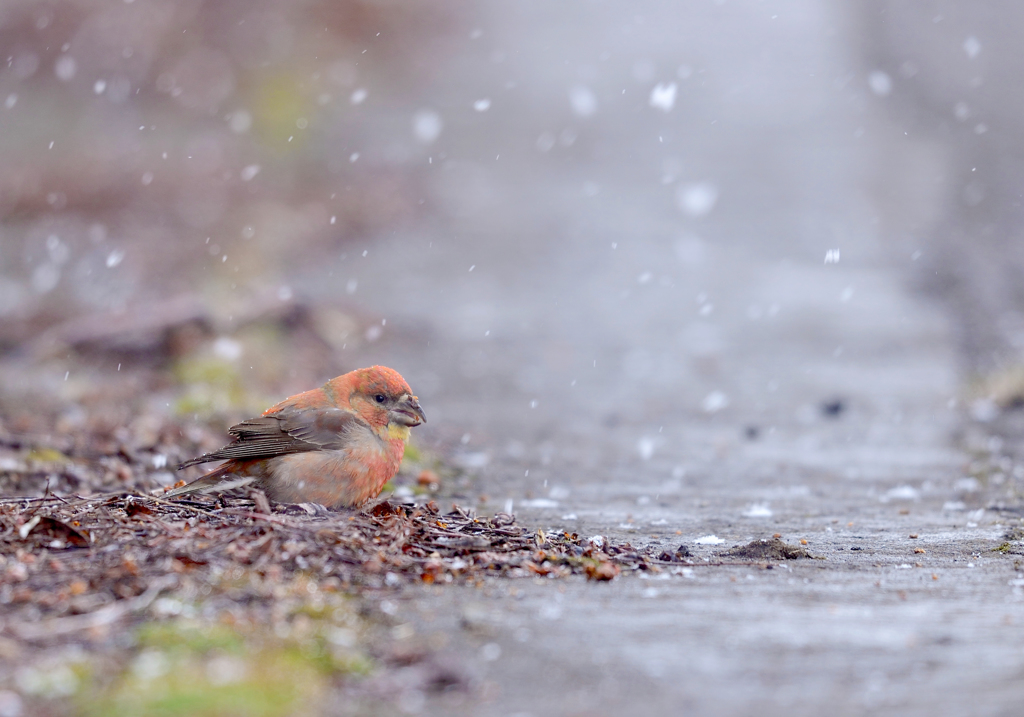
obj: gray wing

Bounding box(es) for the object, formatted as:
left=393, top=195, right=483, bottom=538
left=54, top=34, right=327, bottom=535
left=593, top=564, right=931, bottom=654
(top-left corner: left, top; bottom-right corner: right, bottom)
left=177, top=407, right=360, bottom=469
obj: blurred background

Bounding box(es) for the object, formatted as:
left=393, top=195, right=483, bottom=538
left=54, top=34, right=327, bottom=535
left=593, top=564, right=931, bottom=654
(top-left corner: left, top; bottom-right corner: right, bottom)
left=10, top=3, right=1024, bottom=715
left=1, top=0, right=1023, bottom=495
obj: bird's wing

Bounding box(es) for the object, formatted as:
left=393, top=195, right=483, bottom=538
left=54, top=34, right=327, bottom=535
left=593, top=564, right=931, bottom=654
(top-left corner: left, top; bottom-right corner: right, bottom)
left=177, top=407, right=360, bottom=469
left=274, top=407, right=359, bottom=450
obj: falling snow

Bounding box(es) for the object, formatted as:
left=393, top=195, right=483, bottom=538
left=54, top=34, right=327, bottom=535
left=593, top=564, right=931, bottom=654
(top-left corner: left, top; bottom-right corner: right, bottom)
left=637, top=437, right=656, bottom=460
left=412, top=109, right=443, bottom=143
left=568, top=85, right=597, bottom=117
left=963, top=35, right=982, bottom=59
left=54, top=55, right=76, bottom=81
left=868, top=70, right=892, bottom=96
left=677, top=182, right=719, bottom=217
left=701, top=391, right=729, bottom=413
left=105, top=250, right=125, bottom=268
left=649, top=82, right=677, bottom=112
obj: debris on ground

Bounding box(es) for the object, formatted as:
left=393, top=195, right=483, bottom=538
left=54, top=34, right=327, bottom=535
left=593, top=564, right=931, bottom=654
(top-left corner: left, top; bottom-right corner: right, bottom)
left=0, top=490, right=710, bottom=635
left=722, top=537, right=815, bottom=561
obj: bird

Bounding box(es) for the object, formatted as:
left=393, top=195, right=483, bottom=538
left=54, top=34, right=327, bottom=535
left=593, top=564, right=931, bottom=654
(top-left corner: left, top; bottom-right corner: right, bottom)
left=167, top=365, right=425, bottom=509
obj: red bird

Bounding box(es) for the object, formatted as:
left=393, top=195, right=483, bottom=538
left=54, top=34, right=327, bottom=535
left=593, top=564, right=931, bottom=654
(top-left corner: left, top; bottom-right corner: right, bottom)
left=168, top=366, right=425, bottom=508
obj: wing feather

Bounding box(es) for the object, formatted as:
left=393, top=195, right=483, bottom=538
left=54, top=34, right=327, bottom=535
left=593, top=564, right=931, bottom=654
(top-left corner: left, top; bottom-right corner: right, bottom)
left=177, top=408, right=361, bottom=469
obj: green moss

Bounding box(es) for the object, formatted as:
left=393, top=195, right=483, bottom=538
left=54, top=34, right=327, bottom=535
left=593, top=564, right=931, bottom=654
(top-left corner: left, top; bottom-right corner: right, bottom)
left=79, top=618, right=369, bottom=717
left=994, top=542, right=1013, bottom=553
left=253, top=74, right=310, bottom=147
left=173, top=358, right=239, bottom=387
left=290, top=601, right=331, bottom=621
left=283, top=640, right=371, bottom=677
left=171, top=357, right=255, bottom=418
left=137, top=623, right=245, bottom=654
left=172, top=394, right=215, bottom=418
left=80, top=651, right=320, bottom=717
left=25, top=447, right=72, bottom=464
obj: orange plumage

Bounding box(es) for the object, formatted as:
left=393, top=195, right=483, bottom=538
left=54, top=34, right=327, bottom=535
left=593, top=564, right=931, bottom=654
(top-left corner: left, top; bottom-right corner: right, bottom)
left=168, top=366, right=425, bottom=508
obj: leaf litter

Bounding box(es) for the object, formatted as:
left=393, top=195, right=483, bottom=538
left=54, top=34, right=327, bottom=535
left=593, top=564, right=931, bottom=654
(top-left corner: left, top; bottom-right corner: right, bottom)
left=0, top=490, right=682, bottom=639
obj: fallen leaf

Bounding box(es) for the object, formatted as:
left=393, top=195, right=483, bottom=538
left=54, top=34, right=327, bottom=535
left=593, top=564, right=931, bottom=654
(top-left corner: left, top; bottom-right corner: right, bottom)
left=20, top=516, right=89, bottom=548
left=585, top=561, right=620, bottom=581
left=125, top=499, right=154, bottom=518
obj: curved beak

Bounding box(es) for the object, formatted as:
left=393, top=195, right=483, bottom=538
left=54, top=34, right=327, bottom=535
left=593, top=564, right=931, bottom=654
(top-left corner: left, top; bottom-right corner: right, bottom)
left=391, top=394, right=426, bottom=427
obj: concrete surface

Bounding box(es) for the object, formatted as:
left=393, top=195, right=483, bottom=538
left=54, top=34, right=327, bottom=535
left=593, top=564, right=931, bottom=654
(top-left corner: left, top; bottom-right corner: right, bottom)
left=308, top=5, right=1024, bottom=714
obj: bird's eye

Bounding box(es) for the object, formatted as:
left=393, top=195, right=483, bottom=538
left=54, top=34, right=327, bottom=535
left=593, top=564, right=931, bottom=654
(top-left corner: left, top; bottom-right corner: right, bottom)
left=375, top=394, right=387, bottom=404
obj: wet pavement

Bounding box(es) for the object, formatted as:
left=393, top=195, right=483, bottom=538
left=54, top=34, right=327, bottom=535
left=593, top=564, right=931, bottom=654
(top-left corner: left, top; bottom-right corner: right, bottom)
left=297, top=5, right=1024, bottom=714
left=323, top=94, right=1022, bottom=717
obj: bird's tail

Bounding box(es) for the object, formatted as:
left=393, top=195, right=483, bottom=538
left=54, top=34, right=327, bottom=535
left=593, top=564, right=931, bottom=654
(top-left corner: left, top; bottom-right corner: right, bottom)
left=163, top=463, right=255, bottom=499
left=177, top=455, right=211, bottom=470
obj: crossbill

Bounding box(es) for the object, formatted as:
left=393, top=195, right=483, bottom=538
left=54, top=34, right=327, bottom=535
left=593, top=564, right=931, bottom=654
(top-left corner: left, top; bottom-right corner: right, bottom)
left=168, top=365, right=425, bottom=508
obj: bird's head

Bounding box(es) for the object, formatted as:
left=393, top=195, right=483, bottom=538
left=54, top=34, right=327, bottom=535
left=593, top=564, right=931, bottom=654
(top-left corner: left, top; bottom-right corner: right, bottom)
left=332, top=365, right=426, bottom=431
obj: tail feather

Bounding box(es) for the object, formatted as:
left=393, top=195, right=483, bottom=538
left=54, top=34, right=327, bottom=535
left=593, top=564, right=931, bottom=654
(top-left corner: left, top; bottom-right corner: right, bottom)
left=164, top=464, right=255, bottom=499
left=177, top=455, right=209, bottom=470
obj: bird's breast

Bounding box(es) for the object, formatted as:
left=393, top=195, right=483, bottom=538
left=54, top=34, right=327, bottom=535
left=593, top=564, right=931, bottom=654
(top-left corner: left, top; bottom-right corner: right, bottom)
left=262, top=430, right=404, bottom=508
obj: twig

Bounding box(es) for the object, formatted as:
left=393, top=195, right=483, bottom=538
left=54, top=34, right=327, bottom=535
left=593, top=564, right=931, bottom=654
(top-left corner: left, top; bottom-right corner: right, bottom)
left=6, top=575, right=178, bottom=641
left=143, top=495, right=223, bottom=519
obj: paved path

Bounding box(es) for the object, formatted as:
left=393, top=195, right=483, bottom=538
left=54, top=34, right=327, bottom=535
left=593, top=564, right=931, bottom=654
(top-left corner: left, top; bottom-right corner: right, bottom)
left=306, top=5, right=1024, bottom=714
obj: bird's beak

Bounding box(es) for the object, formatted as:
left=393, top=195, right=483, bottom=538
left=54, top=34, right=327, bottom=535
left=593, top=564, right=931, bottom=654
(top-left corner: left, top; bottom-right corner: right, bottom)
left=391, top=394, right=426, bottom=427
